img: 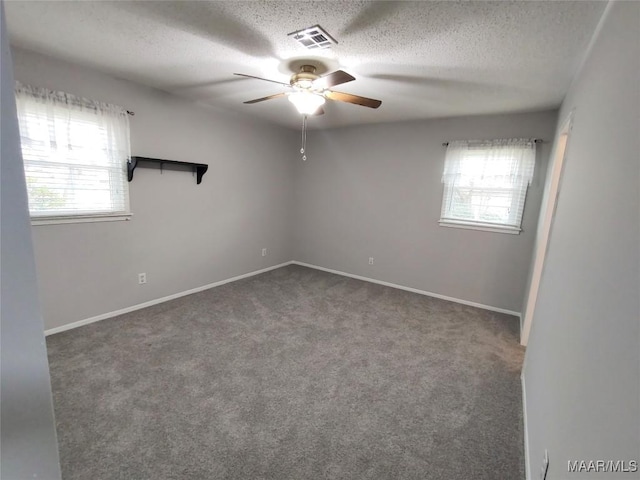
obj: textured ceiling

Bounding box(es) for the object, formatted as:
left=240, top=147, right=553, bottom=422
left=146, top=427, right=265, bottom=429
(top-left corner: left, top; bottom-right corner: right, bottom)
left=5, top=1, right=607, bottom=130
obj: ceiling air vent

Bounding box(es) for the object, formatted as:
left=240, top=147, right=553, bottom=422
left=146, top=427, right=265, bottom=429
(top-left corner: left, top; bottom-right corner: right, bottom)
left=288, top=25, right=337, bottom=50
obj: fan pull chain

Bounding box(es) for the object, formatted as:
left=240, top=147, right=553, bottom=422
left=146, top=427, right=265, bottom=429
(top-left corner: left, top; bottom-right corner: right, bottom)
left=300, top=115, right=307, bottom=161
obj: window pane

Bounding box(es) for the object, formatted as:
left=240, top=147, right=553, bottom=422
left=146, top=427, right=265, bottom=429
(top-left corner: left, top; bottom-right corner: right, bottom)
left=450, top=187, right=514, bottom=224
left=440, top=139, right=535, bottom=230
left=15, top=83, right=130, bottom=218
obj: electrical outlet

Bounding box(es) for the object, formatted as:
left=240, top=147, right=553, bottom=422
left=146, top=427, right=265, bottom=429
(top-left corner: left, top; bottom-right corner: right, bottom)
left=540, top=449, right=549, bottom=480
left=261, top=248, right=267, bottom=257
left=368, top=257, right=374, bottom=265
left=138, top=273, right=147, bottom=285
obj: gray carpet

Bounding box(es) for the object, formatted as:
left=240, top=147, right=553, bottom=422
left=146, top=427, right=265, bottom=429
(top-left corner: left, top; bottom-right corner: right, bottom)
left=47, top=265, right=525, bottom=480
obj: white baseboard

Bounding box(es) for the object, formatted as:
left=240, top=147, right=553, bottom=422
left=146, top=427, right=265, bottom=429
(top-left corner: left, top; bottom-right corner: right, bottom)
left=46, top=259, right=520, bottom=336
left=291, top=261, right=521, bottom=317
left=44, top=261, right=293, bottom=336
left=522, top=373, right=531, bottom=480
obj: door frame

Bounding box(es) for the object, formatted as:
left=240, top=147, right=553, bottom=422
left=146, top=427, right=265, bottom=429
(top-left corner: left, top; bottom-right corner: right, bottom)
left=521, top=112, right=574, bottom=345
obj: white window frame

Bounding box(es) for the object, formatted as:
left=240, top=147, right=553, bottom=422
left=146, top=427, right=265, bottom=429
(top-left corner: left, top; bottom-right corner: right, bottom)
left=15, top=82, right=132, bottom=225
left=439, top=139, right=536, bottom=234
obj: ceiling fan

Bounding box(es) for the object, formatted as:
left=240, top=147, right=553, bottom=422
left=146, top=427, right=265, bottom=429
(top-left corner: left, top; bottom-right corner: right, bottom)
left=234, top=64, right=382, bottom=115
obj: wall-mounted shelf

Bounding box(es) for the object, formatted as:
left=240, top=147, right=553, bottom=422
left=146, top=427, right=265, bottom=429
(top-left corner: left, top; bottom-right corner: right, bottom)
left=128, top=156, right=209, bottom=185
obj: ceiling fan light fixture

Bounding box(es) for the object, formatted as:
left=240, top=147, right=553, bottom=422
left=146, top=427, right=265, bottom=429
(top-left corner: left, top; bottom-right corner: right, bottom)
left=288, top=91, right=325, bottom=115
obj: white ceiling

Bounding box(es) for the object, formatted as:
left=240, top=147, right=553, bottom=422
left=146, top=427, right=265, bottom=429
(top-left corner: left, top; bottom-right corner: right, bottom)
left=5, top=0, right=607, bottom=130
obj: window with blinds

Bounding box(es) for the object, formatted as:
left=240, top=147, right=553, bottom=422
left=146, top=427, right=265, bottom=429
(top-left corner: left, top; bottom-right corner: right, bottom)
left=15, top=82, right=131, bottom=222
left=439, top=139, right=536, bottom=233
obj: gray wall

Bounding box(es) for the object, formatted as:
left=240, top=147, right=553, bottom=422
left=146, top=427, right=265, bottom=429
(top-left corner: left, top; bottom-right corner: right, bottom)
left=293, top=111, right=557, bottom=313
left=12, top=48, right=296, bottom=331
left=0, top=4, right=61, bottom=478
left=523, top=1, right=640, bottom=478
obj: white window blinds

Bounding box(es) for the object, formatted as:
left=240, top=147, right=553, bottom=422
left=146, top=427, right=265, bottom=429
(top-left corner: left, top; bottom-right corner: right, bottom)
left=15, top=82, right=131, bottom=219
left=440, top=138, right=536, bottom=232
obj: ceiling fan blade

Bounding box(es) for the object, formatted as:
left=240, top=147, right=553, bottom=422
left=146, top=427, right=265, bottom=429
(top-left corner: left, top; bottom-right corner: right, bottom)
left=313, top=70, right=356, bottom=89
left=325, top=90, right=382, bottom=109
left=234, top=73, right=291, bottom=87
left=243, top=92, right=287, bottom=104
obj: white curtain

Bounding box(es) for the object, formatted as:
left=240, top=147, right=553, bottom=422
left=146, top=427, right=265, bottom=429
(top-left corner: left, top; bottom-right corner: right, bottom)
left=440, top=138, right=536, bottom=229
left=442, top=138, right=536, bottom=188
left=15, top=82, right=130, bottom=217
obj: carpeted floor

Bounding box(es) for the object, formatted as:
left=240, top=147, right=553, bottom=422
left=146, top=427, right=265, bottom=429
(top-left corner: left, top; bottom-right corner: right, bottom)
left=47, top=264, right=525, bottom=480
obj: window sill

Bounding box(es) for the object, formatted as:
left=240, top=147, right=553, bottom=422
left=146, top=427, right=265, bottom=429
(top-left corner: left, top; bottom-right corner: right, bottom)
left=439, top=220, right=521, bottom=235
left=31, top=213, right=132, bottom=226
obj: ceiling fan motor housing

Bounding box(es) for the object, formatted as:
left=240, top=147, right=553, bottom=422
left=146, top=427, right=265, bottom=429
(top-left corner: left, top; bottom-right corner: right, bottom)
left=291, top=65, right=320, bottom=89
